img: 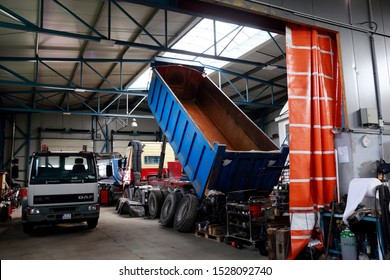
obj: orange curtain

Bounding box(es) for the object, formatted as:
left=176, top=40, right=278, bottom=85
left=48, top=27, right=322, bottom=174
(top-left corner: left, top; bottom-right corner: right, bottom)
left=286, top=25, right=342, bottom=259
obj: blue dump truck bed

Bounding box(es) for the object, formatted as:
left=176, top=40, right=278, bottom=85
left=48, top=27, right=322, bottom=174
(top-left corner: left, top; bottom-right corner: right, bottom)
left=148, top=63, right=288, bottom=200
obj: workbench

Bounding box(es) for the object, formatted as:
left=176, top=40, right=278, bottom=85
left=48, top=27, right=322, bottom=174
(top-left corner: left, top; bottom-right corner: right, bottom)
left=320, top=212, right=384, bottom=259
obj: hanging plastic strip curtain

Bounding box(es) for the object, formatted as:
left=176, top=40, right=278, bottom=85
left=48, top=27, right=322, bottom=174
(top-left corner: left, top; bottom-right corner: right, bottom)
left=286, top=25, right=342, bottom=259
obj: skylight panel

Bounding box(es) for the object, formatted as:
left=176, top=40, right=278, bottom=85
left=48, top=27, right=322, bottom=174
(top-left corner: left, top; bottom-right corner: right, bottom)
left=127, top=18, right=275, bottom=90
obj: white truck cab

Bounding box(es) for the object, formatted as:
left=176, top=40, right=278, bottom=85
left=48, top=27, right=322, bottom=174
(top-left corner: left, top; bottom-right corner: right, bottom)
left=21, top=145, right=100, bottom=234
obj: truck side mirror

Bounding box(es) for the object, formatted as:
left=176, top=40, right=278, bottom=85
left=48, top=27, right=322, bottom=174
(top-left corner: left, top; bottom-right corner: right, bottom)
left=106, top=165, right=113, bottom=177
left=11, top=165, right=19, bottom=178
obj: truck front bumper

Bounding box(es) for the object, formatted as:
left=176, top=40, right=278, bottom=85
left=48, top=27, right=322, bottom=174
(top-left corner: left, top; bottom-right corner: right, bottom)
left=23, top=203, right=100, bottom=225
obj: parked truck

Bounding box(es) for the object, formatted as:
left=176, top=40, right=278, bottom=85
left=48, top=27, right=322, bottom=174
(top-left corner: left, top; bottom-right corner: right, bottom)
left=96, top=152, right=123, bottom=205
left=109, top=140, right=185, bottom=217
left=21, top=144, right=100, bottom=234
left=147, top=60, right=289, bottom=237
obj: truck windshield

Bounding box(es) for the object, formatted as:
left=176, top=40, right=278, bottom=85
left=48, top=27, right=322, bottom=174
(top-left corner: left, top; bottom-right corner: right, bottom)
left=29, top=154, right=97, bottom=184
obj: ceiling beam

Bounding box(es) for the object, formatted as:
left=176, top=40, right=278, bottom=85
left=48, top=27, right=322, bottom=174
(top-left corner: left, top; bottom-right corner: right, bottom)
left=229, top=73, right=287, bottom=101
left=96, top=8, right=160, bottom=91
left=0, top=0, right=287, bottom=120
left=0, top=20, right=283, bottom=70
left=122, top=0, right=286, bottom=34
left=59, top=0, right=109, bottom=107
left=219, top=54, right=285, bottom=89
left=0, top=79, right=147, bottom=96
left=0, top=106, right=155, bottom=118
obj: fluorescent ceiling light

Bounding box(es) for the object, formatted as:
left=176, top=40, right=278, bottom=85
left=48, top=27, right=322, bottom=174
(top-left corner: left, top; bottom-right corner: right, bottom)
left=263, top=65, right=277, bottom=71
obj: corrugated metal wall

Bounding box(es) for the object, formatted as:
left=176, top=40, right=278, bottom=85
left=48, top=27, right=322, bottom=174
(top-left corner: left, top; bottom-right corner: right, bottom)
left=271, top=0, right=390, bottom=195
left=214, top=0, right=390, bottom=126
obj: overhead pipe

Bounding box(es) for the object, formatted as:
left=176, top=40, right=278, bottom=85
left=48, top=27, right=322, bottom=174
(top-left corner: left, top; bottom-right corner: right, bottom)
left=366, top=0, right=385, bottom=160
left=244, top=0, right=390, bottom=37
left=366, top=0, right=382, bottom=123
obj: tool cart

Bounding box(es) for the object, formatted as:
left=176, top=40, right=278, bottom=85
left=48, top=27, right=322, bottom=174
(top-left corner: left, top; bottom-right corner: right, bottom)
left=224, top=192, right=271, bottom=253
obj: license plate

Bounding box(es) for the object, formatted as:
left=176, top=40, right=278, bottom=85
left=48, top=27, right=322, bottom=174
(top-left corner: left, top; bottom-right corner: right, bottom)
left=62, top=213, right=72, bottom=220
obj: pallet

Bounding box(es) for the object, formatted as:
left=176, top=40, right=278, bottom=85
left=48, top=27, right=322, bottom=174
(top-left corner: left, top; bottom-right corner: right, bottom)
left=208, top=224, right=226, bottom=236
left=195, top=230, right=225, bottom=242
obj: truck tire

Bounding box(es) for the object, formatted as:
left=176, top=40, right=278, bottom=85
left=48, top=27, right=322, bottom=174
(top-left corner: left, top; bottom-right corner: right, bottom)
left=119, top=200, right=130, bottom=215
left=115, top=199, right=121, bottom=211
left=21, top=200, right=33, bottom=234
left=148, top=190, right=163, bottom=219
left=161, top=188, right=169, bottom=199
left=160, top=191, right=183, bottom=227
left=87, top=218, right=98, bottom=229
left=23, top=222, right=34, bottom=234
left=134, top=189, right=142, bottom=203
left=1, top=205, right=9, bottom=222
left=174, top=194, right=198, bottom=232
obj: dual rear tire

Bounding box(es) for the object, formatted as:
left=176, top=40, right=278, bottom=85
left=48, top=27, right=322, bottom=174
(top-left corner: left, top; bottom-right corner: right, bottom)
left=159, top=191, right=183, bottom=227
left=174, top=194, right=198, bottom=232
left=159, top=191, right=198, bottom=232
left=148, top=190, right=164, bottom=219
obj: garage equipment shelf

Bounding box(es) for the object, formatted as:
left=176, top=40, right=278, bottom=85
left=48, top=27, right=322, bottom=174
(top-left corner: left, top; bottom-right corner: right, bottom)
left=225, top=195, right=269, bottom=250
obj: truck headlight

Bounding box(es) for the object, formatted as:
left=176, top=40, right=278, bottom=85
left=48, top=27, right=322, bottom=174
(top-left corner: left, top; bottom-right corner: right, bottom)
left=26, top=208, right=40, bottom=215
left=88, top=204, right=100, bottom=211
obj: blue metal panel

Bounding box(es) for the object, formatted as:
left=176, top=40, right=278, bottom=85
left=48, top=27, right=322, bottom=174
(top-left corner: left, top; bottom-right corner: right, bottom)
left=148, top=70, right=219, bottom=200
left=148, top=64, right=288, bottom=200
left=209, top=146, right=289, bottom=196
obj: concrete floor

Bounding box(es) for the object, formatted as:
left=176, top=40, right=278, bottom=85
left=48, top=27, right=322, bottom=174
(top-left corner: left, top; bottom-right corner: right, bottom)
left=0, top=206, right=267, bottom=260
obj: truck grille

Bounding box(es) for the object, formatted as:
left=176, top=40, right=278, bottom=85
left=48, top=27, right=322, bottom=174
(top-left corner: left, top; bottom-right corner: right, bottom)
left=33, top=193, right=94, bottom=204
left=51, top=207, right=76, bottom=212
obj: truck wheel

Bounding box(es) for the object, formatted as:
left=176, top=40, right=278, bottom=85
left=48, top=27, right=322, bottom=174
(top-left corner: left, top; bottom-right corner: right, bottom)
left=160, top=191, right=183, bottom=227
left=116, top=199, right=121, bottom=211
left=1, top=205, right=9, bottom=222
left=23, top=223, right=34, bottom=234
left=148, top=190, right=163, bottom=219
left=134, top=189, right=142, bottom=203
left=87, top=218, right=98, bottom=229
left=108, top=189, right=114, bottom=205
left=174, top=194, right=199, bottom=232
